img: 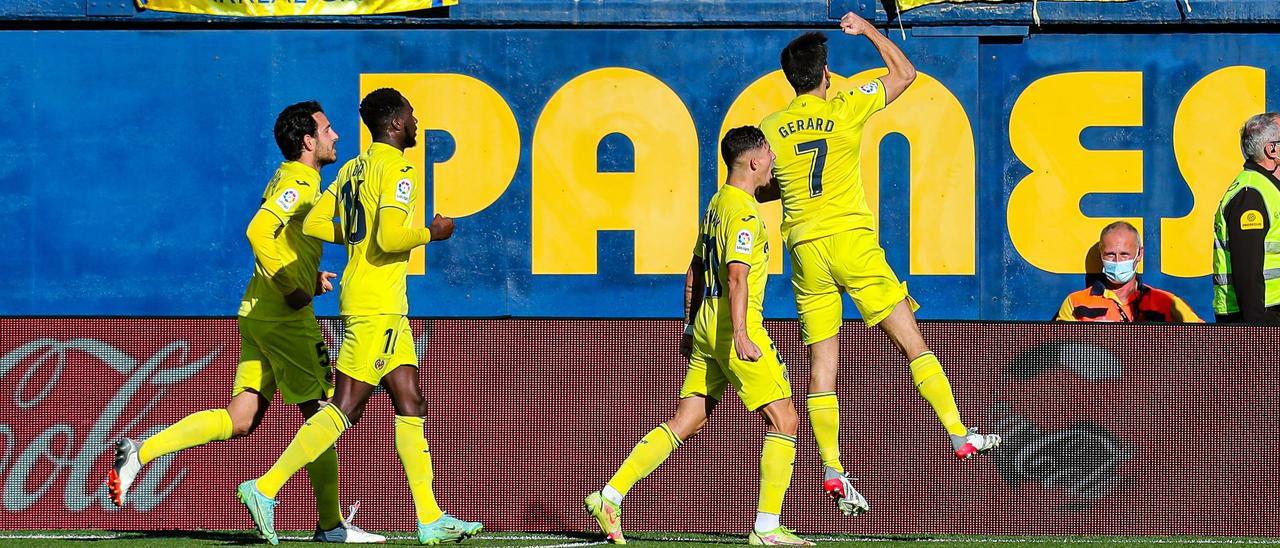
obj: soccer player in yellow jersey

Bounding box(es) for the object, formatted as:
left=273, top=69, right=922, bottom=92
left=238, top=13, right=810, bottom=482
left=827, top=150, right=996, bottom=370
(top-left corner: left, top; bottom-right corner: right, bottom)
left=761, top=14, right=1001, bottom=516
left=108, top=101, right=382, bottom=542
left=585, top=127, right=810, bottom=546
left=236, top=88, right=482, bottom=546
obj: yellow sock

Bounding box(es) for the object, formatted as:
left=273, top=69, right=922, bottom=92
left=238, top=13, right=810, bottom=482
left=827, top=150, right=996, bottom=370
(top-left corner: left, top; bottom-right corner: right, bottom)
left=258, top=404, right=348, bottom=499
left=606, top=424, right=681, bottom=497
left=909, top=352, right=967, bottom=436
left=395, top=415, right=443, bottom=524
left=304, top=447, right=342, bottom=530
left=138, top=409, right=233, bottom=465
left=758, top=432, right=796, bottom=515
left=805, top=393, right=843, bottom=473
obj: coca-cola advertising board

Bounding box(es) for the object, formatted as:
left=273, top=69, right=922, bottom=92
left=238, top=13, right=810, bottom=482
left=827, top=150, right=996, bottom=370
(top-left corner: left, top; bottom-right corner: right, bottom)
left=0, top=318, right=1274, bottom=535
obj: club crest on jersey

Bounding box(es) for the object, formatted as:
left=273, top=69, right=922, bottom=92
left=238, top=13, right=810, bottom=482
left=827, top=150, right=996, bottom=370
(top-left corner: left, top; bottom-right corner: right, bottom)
left=735, top=229, right=753, bottom=254
left=395, top=179, right=412, bottom=205
left=858, top=81, right=879, bottom=95
left=275, top=188, right=299, bottom=212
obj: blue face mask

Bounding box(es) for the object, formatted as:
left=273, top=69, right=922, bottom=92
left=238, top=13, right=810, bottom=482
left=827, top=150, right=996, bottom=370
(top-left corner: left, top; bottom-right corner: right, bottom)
left=1102, top=259, right=1137, bottom=284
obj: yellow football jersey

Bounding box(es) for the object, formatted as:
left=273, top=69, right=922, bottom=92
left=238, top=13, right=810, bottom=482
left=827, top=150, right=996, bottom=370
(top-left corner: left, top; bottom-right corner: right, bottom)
left=760, top=80, right=887, bottom=247
left=328, top=142, right=421, bottom=316
left=693, top=184, right=770, bottom=335
left=238, top=161, right=324, bottom=321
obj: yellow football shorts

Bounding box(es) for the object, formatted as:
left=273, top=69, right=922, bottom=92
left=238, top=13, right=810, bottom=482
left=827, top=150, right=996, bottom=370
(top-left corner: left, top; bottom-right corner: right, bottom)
left=233, top=316, right=334, bottom=404
left=337, top=314, right=417, bottom=386
left=680, top=325, right=792, bottom=412
left=790, top=228, right=919, bottom=344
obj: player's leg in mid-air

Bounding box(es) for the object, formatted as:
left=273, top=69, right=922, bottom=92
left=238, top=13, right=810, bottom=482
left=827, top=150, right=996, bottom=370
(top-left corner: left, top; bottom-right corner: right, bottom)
left=797, top=230, right=998, bottom=494
left=584, top=351, right=723, bottom=545
left=109, top=321, right=275, bottom=508
left=789, top=235, right=870, bottom=516
left=110, top=389, right=263, bottom=507
left=873, top=301, right=1001, bottom=458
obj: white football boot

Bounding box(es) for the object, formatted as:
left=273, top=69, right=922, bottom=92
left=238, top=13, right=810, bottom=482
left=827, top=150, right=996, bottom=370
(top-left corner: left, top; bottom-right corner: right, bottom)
left=952, top=429, right=1002, bottom=460
left=821, top=472, right=869, bottom=516
left=314, top=502, right=387, bottom=543
left=107, top=438, right=142, bottom=507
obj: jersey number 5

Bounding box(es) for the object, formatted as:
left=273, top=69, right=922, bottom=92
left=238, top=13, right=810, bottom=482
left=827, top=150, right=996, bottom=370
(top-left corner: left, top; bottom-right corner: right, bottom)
left=796, top=139, right=828, bottom=197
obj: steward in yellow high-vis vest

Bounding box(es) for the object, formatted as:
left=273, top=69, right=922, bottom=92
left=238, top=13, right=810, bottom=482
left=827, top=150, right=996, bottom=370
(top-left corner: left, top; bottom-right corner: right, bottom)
left=1213, top=159, right=1280, bottom=323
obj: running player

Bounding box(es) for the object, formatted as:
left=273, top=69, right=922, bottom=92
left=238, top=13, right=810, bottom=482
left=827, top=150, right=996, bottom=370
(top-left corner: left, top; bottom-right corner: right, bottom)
left=235, top=88, right=482, bottom=546
left=761, top=14, right=1001, bottom=516
left=585, top=127, right=810, bottom=546
left=109, top=101, right=382, bottom=543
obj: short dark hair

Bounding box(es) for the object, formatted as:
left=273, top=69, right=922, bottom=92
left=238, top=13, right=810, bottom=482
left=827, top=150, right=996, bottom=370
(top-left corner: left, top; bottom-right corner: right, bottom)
left=780, top=32, right=828, bottom=93
left=273, top=101, right=323, bottom=161
left=359, top=88, right=406, bottom=134
left=721, top=126, right=767, bottom=172
left=1099, top=220, right=1140, bottom=242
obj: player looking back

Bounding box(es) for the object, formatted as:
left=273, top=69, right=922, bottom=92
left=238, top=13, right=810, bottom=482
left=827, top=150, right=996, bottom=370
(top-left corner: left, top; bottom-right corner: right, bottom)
left=236, top=88, right=482, bottom=545
left=108, top=101, right=382, bottom=543
left=585, top=127, right=811, bottom=546
left=760, top=14, right=1001, bottom=516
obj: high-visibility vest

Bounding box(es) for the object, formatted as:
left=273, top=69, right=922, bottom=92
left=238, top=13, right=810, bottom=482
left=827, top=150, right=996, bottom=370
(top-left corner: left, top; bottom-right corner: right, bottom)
left=1212, top=169, right=1280, bottom=315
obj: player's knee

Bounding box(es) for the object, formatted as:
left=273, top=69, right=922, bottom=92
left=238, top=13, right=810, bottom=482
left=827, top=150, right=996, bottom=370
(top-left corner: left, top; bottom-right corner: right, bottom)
left=762, top=400, right=799, bottom=437
left=336, top=400, right=367, bottom=426
left=392, top=396, right=427, bottom=418
left=667, top=409, right=710, bottom=440
left=229, top=414, right=258, bottom=438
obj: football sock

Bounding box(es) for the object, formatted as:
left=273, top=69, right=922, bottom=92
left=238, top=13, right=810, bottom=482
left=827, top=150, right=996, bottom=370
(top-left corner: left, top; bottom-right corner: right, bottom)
left=606, top=424, right=681, bottom=498
left=806, top=392, right=843, bottom=473
left=304, top=446, right=342, bottom=531
left=758, top=432, right=796, bottom=516
left=395, top=415, right=444, bottom=525
left=257, top=404, right=349, bottom=499
left=138, top=408, right=233, bottom=465
left=601, top=485, right=624, bottom=506
left=909, top=352, right=967, bottom=437
left=754, top=512, right=780, bottom=533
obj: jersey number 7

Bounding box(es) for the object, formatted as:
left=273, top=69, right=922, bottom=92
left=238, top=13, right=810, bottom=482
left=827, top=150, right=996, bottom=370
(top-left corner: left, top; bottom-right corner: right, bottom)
left=796, top=139, right=828, bottom=197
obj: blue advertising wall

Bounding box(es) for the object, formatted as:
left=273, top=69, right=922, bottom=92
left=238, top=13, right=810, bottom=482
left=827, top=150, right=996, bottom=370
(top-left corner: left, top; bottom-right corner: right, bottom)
left=0, top=28, right=1273, bottom=320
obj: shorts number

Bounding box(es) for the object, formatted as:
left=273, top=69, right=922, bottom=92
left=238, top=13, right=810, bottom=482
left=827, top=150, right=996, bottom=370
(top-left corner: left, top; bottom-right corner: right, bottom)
left=315, top=341, right=330, bottom=367
left=382, top=328, right=398, bottom=354
left=796, top=139, right=828, bottom=197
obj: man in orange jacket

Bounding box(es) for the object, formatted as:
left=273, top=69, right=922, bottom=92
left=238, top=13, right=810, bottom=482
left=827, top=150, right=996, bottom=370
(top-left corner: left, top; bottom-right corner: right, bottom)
left=1056, top=221, right=1202, bottom=323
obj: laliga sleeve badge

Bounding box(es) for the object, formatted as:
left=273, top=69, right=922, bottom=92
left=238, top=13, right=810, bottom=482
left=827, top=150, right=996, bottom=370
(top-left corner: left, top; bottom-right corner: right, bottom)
left=735, top=229, right=753, bottom=254
left=395, top=178, right=413, bottom=205
left=275, top=188, right=300, bottom=212
left=1240, top=209, right=1265, bottom=231
left=858, top=81, right=880, bottom=95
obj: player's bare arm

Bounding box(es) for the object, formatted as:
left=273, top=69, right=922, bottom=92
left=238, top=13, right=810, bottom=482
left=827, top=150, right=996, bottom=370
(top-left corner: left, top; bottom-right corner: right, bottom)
left=727, top=261, right=762, bottom=362
left=681, top=255, right=705, bottom=358
left=841, top=11, right=916, bottom=104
